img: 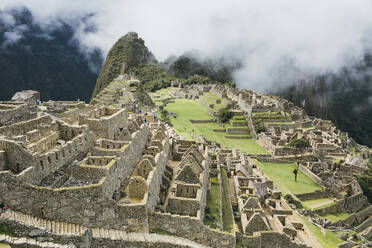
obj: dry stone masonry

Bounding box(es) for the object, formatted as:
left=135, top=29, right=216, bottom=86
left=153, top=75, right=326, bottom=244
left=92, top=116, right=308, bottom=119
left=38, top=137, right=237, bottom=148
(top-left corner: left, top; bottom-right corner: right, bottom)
left=0, top=73, right=370, bottom=248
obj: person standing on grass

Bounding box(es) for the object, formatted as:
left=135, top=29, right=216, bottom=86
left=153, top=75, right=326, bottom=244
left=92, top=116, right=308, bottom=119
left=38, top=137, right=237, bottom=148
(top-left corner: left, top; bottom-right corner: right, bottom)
left=293, top=167, right=298, bottom=182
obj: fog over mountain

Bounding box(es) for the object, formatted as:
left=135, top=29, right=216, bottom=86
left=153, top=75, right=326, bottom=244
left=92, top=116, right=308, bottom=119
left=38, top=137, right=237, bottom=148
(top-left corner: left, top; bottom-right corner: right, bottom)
left=2, top=0, right=372, bottom=91
left=1, top=1, right=372, bottom=146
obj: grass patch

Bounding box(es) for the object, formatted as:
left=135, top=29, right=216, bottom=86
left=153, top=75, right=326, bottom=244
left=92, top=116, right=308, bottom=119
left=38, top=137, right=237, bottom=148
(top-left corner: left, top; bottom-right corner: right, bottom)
left=303, top=126, right=315, bottom=130
left=210, top=177, right=219, bottom=183
left=254, top=160, right=323, bottom=195
left=302, top=198, right=334, bottom=210
left=0, top=244, right=11, bottom=248
left=313, top=201, right=337, bottom=210
left=204, top=181, right=222, bottom=229
left=299, top=215, right=343, bottom=248
left=0, top=224, right=12, bottom=238
left=221, top=168, right=234, bottom=232
left=163, top=99, right=268, bottom=154
left=320, top=212, right=350, bottom=223
left=205, top=92, right=220, bottom=100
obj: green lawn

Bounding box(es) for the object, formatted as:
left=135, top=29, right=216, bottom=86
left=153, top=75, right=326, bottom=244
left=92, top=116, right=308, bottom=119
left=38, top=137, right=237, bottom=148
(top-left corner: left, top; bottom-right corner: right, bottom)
left=320, top=212, right=350, bottom=223
left=149, top=87, right=172, bottom=98
left=299, top=216, right=343, bottom=248
left=164, top=99, right=268, bottom=154
left=221, top=168, right=234, bottom=232
left=302, top=198, right=335, bottom=210
left=254, top=160, right=323, bottom=195
left=204, top=180, right=222, bottom=229
left=0, top=244, right=10, bottom=248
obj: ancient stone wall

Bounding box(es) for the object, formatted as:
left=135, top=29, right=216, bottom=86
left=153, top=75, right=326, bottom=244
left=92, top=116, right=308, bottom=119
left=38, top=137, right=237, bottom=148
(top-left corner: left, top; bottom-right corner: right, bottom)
left=0, top=130, right=94, bottom=184
left=298, top=165, right=323, bottom=186
left=167, top=196, right=201, bottom=217
left=79, top=108, right=127, bottom=140
left=146, top=138, right=170, bottom=210
left=0, top=212, right=205, bottom=248
left=312, top=200, right=344, bottom=215
left=0, top=115, right=52, bottom=137
left=265, top=122, right=296, bottom=131
left=0, top=103, right=36, bottom=127
left=0, top=127, right=150, bottom=232
left=148, top=211, right=236, bottom=248
left=57, top=105, right=95, bottom=124
left=188, top=119, right=214, bottom=123
left=343, top=192, right=368, bottom=212
left=295, top=191, right=327, bottom=201
left=226, top=128, right=250, bottom=134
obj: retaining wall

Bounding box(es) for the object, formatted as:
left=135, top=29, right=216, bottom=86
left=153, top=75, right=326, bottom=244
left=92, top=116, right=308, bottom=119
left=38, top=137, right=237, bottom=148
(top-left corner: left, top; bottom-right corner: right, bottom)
left=226, top=128, right=250, bottom=134
left=236, top=231, right=309, bottom=248
left=148, top=211, right=236, bottom=248
left=298, top=165, right=323, bottom=186
left=295, top=191, right=327, bottom=201
left=188, top=119, right=215, bottom=123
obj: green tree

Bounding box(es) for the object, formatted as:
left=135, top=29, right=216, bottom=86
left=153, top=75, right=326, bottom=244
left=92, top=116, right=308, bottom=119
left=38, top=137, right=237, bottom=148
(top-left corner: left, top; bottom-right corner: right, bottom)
left=217, top=105, right=233, bottom=123
left=288, top=138, right=311, bottom=149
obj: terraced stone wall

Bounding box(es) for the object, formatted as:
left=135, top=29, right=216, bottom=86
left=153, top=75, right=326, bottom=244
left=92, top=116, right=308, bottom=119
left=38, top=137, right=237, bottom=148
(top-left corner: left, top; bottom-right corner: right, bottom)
left=149, top=211, right=236, bottom=248
left=0, top=127, right=150, bottom=231
left=79, top=108, right=127, bottom=140
left=0, top=103, right=36, bottom=126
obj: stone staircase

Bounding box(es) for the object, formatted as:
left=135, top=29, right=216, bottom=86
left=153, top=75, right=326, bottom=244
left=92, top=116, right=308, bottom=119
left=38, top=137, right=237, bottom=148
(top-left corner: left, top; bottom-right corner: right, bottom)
left=92, top=78, right=135, bottom=108
left=0, top=234, right=74, bottom=248
left=3, top=210, right=87, bottom=236
left=0, top=210, right=209, bottom=248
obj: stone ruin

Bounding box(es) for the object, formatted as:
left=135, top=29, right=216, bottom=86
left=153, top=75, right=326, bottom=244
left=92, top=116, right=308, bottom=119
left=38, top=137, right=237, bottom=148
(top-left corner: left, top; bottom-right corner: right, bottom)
left=0, top=81, right=370, bottom=248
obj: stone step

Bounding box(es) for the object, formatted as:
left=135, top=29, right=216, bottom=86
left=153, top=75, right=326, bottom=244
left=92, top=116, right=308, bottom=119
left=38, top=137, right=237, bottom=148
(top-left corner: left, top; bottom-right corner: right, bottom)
left=0, top=210, right=208, bottom=248
left=0, top=234, right=74, bottom=248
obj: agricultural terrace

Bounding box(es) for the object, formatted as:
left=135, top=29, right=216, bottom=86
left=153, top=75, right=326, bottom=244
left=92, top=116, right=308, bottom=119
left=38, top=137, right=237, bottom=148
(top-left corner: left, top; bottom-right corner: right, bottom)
left=162, top=98, right=268, bottom=154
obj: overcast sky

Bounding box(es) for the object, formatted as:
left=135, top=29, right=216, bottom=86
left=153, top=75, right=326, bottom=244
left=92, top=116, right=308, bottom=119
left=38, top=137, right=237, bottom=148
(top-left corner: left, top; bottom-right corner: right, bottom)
left=1, top=0, right=372, bottom=91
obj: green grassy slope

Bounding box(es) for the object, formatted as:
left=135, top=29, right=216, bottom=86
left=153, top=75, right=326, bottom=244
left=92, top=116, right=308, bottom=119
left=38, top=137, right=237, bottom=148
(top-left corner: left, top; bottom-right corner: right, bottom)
left=253, top=160, right=322, bottom=195
left=164, top=99, right=267, bottom=154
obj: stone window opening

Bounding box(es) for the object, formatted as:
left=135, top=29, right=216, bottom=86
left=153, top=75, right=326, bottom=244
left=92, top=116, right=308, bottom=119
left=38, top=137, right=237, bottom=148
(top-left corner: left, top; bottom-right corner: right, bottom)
left=48, top=156, right=51, bottom=163
left=40, top=160, right=44, bottom=169
left=16, top=163, right=20, bottom=174
left=55, top=153, right=58, bottom=160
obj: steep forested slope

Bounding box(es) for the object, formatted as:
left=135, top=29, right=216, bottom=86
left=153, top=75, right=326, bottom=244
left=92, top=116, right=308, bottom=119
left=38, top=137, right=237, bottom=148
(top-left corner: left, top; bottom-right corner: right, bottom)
left=0, top=8, right=102, bottom=102
left=278, top=56, right=372, bottom=147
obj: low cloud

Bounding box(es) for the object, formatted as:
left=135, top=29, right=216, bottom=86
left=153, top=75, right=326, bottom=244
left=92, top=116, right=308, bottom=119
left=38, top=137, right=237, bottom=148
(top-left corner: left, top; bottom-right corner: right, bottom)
left=1, top=0, right=372, bottom=91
